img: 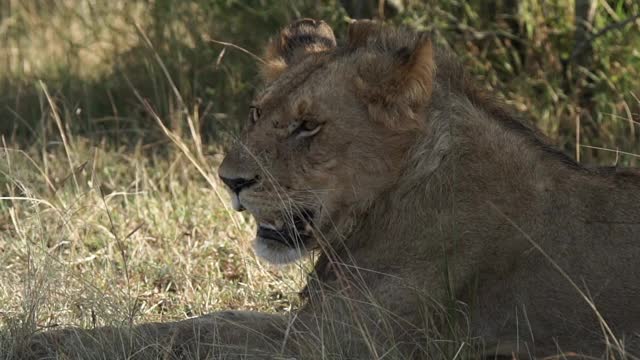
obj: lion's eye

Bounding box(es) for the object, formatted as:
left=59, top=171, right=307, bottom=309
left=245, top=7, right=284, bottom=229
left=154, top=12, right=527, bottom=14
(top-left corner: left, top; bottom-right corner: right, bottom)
left=249, top=106, right=261, bottom=124
left=291, top=120, right=322, bottom=138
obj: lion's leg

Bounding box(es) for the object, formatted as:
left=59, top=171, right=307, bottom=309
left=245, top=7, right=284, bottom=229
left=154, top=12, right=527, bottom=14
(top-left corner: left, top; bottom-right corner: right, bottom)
left=21, top=311, right=293, bottom=359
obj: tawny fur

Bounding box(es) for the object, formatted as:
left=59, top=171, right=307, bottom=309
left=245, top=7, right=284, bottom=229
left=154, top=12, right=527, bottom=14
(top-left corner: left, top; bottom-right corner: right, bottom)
left=24, top=19, right=640, bottom=360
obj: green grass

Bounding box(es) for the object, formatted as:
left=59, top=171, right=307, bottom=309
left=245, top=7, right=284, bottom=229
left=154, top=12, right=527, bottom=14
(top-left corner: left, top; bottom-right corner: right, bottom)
left=1, top=0, right=639, bottom=358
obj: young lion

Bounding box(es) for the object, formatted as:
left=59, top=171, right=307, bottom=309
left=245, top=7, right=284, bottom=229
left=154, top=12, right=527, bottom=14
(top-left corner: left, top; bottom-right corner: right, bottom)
left=25, top=19, right=640, bottom=359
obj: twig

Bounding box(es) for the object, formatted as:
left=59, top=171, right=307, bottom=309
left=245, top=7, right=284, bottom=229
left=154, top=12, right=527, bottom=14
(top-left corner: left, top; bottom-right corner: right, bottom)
left=572, top=13, right=640, bottom=60
left=204, top=36, right=266, bottom=64
left=98, top=185, right=134, bottom=327
left=590, top=13, right=640, bottom=41
left=579, top=144, right=640, bottom=159
left=39, top=81, right=79, bottom=191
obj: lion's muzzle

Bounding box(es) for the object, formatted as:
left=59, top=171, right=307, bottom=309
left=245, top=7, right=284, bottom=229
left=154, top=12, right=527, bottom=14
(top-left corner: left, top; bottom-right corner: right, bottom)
left=219, top=174, right=260, bottom=211
left=256, top=209, right=315, bottom=248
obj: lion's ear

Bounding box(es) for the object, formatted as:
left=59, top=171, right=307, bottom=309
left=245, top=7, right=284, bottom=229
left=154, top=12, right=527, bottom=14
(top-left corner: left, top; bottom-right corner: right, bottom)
left=347, top=19, right=384, bottom=48
left=261, top=19, right=336, bottom=82
left=393, top=34, right=435, bottom=106
left=356, top=34, right=435, bottom=130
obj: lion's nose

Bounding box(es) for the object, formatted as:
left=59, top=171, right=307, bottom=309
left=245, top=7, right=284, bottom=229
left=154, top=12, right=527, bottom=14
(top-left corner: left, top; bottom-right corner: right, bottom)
left=219, top=175, right=259, bottom=194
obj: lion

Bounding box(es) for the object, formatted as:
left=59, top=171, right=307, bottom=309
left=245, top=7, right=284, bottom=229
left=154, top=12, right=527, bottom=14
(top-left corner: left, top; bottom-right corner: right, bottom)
left=22, top=19, right=640, bottom=359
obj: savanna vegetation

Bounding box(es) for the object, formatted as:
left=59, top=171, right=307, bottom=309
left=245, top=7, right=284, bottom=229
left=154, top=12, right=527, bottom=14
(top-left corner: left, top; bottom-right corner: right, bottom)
left=1, top=0, right=639, bottom=358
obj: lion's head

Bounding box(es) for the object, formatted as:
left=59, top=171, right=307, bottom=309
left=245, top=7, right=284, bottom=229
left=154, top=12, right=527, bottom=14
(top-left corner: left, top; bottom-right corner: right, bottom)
left=218, top=19, right=435, bottom=264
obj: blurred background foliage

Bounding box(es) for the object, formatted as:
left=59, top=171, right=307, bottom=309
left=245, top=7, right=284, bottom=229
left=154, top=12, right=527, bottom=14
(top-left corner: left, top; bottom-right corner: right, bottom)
left=0, top=0, right=638, bottom=164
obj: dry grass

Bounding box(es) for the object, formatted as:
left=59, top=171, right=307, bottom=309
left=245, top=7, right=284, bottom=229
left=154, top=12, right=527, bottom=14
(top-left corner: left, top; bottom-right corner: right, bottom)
left=0, top=131, right=312, bottom=358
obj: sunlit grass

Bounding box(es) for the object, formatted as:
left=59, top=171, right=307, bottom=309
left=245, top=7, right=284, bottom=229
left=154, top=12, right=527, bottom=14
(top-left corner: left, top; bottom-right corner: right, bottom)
left=0, top=134, right=310, bottom=357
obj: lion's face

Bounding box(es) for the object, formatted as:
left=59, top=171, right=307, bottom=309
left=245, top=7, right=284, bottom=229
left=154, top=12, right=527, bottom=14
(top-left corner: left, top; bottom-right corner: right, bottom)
left=218, top=19, right=435, bottom=264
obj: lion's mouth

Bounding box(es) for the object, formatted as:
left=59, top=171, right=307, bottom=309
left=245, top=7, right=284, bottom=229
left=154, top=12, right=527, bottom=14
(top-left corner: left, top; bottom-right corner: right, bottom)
left=256, top=209, right=314, bottom=248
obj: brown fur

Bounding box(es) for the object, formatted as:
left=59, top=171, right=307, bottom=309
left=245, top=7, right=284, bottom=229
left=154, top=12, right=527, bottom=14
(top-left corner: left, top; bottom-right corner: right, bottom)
left=261, top=19, right=336, bottom=82
left=24, top=20, right=640, bottom=359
